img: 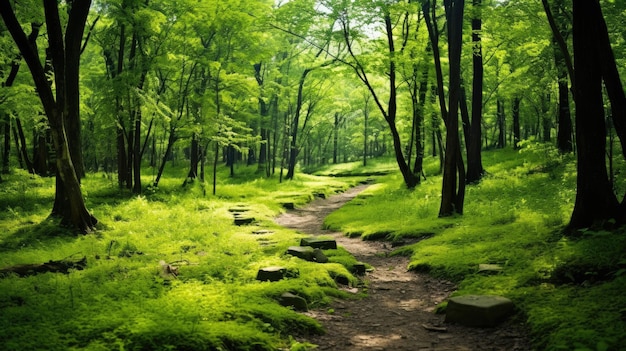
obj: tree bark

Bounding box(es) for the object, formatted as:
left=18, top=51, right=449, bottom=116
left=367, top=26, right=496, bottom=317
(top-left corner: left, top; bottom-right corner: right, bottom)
left=568, top=0, right=621, bottom=230
left=466, top=0, right=485, bottom=184
left=439, top=0, right=466, bottom=217
left=512, top=97, right=521, bottom=149
left=0, top=0, right=97, bottom=233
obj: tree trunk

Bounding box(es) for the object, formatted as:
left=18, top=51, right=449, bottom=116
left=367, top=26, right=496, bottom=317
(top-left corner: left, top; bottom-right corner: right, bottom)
left=0, top=0, right=96, bottom=233
left=439, top=0, right=466, bottom=217
left=286, top=68, right=312, bottom=180
left=497, top=99, right=506, bottom=148
left=333, top=112, right=339, bottom=164
left=2, top=119, right=9, bottom=174
left=466, top=0, right=485, bottom=184
left=363, top=96, right=370, bottom=167
left=568, top=0, right=621, bottom=230
left=512, top=97, right=521, bottom=149
left=14, top=118, right=34, bottom=173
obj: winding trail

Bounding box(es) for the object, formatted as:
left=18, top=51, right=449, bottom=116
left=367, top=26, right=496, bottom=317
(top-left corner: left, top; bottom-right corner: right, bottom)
left=275, top=185, right=531, bottom=351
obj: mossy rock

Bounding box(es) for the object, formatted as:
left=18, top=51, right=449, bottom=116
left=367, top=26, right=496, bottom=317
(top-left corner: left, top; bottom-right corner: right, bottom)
left=352, top=262, right=367, bottom=275
left=445, top=295, right=514, bottom=327
left=256, top=266, right=287, bottom=282
left=286, top=246, right=315, bottom=261
left=234, top=215, right=255, bottom=226
left=281, top=202, right=295, bottom=210
left=300, top=237, right=337, bottom=250
left=279, top=292, right=308, bottom=311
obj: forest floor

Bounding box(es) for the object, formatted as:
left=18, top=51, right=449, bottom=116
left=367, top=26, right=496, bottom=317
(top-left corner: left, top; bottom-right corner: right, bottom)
left=275, top=184, right=532, bottom=351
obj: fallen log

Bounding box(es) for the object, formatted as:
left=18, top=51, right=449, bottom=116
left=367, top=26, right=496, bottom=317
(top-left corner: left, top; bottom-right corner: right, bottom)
left=0, top=257, right=87, bottom=278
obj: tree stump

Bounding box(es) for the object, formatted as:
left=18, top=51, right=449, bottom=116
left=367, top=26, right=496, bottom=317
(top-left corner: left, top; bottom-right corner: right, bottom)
left=445, top=295, right=514, bottom=327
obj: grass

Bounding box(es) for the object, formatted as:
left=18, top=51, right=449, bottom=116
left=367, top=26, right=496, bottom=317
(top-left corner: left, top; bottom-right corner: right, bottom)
left=323, top=146, right=626, bottom=350
left=0, top=165, right=365, bottom=351
left=3, top=145, right=626, bottom=350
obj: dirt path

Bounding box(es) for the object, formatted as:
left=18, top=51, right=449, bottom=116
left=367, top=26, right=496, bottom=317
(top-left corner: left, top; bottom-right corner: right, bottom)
left=275, top=185, right=531, bottom=351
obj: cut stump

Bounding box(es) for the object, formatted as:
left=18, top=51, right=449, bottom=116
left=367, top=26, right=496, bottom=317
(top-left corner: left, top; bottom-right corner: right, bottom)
left=445, top=295, right=514, bottom=327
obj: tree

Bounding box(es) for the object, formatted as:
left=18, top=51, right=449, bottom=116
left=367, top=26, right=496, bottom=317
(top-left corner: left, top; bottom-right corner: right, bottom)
left=0, top=0, right=97, bottom=233
left=336, top=0, right=419, bottom=188
left=567, top=0, right=626, bottom=230
left=438, top=0, right=466, bottom=216
left=465, top=0, right=485, bottom=183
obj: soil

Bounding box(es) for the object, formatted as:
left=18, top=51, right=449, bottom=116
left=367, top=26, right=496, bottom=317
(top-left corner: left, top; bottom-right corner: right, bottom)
left=275, top=184, right=532, bottom=351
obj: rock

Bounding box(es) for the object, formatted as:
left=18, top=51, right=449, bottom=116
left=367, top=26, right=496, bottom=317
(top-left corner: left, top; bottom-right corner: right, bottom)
left=332, top=273, right=350, bottom=286
left=445, top=295, right=514, bottom=327
left=352, top=262, right=367, bottom=275
left=234, top=215, right=255, bottom=226
left=313, top=192, right=326, bottom=199
left=228, top=207, right=249, bottom=213
left=313, top=249, right=329, bottom=263
left=286, top=246, right=315, bottom=261
left=478, top=264, right=503, bottom=275
left=256, top=266, right=287, bottom=281
left=281, top=202, right=295, bottom=210
left=279, top=292, right=308, bottom=311
left=252, top=229, right=273, bottom=235
left=300, top=237, right=337, bottom=250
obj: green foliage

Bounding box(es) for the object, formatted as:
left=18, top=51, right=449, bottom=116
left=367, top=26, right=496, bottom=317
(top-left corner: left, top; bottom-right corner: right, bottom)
left=0, top=167, right=361, bottom=350
left=323, top=148, right=626, bottom=350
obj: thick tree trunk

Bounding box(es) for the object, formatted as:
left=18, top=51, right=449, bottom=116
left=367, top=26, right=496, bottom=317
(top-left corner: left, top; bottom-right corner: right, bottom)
left=0, top=0, right=96, bottom=233
left=439, top=0, right=466, bottom=217
left=568, top=0, right=621, bottom=230
left=466, top=0, right=485, bottom=184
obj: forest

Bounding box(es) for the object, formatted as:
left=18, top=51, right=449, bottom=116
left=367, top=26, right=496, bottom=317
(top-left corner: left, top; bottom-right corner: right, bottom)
left=1, top=0, right=626, bottom=350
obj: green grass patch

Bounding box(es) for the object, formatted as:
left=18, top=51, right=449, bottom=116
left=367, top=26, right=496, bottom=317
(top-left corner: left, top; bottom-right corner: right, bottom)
left=323, top=146, right=626, bottom=350
left=0, top=165, right=361, bottom=351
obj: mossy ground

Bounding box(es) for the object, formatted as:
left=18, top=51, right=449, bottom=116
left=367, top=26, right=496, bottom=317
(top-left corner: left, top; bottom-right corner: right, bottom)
left=0, top=165, right=364, bottom=351
left=322, top=146, right=626, bottom=350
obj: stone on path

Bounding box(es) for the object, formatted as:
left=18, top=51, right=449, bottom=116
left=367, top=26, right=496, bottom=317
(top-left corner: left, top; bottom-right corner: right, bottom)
left=256, top=266, right=287, bottom=282
left=445, top=295, right=514, bottom=327
left=287, top=246, right=315, bottom=261
left=233, top=214, right=255, bottom=226
left=313, top=249, right=329, bottom=263
left=286, top=246, right=329, bottom=263
left=279, top=292, right=308, bottom=311
left=300, top=237, right=337, bottom=250
left=352, top=262, right=367, bottom=275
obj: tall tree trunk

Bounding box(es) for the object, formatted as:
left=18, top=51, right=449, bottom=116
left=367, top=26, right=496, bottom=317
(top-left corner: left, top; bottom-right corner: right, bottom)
left=439, top=0, right=466, bottom=217
left=333, top=112, right=339, bottom=164
left=466, top=0, right=485, bottom=184
left=15, top=118, right=34, bottom=173
left=286, top=68, right=312, bottom=180
left=512, top=97, right=521, bottom=149
left=497, top=100, right=506, bottom=148
left=363, top=95, right=370, bottom=167
left=0, top=0, right=96, bottom=233
left=568, top=0, right=621, bottom=230
left=2, top=119, right=9, bottom=174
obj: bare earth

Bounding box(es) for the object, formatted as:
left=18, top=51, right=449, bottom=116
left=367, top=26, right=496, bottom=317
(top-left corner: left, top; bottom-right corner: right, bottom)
left=275, top=184, right=532, bottom=351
